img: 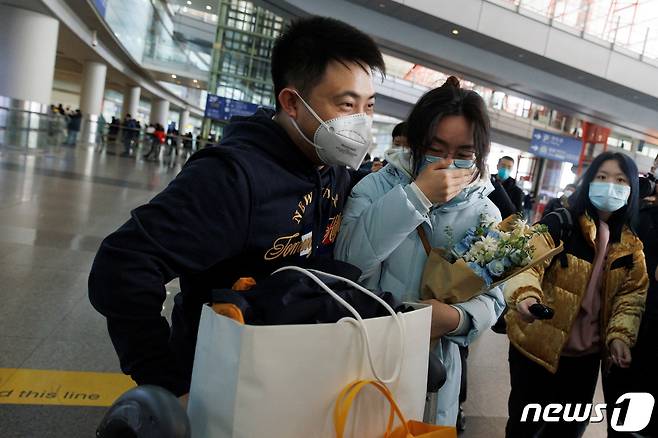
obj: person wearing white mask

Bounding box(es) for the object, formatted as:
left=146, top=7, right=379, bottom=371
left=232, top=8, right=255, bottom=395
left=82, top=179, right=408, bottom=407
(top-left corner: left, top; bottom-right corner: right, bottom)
left=335, top=77, right=506, bottom=427
left=89, top=17, right=385, bottom=407
left=504, top=152, right=648, bottom=437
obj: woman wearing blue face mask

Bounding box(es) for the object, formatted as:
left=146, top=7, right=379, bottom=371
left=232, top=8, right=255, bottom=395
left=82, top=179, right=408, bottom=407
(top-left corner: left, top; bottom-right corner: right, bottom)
left=503, top=152, right=649, bottom=438
left=334, top=77, right=505, bottom=426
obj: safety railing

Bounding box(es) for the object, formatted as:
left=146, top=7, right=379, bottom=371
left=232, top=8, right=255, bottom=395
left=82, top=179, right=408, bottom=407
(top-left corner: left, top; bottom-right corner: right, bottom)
left=0, top=107, right=209, bottom=162
left=0, top=106, right=53, bottom=150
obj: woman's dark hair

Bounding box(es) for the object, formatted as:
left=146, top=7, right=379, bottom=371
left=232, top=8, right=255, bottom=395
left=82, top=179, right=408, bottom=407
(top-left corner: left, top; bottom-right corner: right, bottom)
left=271, top=16, right=385, bottom=111
left=406, top=76, right=490, bottom=177
left=569, top=151, right=640, bottom=241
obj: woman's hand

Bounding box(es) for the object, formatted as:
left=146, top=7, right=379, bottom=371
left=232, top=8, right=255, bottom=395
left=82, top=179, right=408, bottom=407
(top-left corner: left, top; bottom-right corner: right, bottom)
left=516, top=297, right=539, bottom=323
left=421, top=299, right=461, bottom=340
left=609, top=339, right=632, bottom=368
left=415, top=159, right=475, bottom=204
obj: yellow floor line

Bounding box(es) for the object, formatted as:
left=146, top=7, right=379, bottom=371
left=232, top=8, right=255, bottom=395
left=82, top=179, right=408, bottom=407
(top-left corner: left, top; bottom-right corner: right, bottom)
left=0, top=368, right=136, bottom=407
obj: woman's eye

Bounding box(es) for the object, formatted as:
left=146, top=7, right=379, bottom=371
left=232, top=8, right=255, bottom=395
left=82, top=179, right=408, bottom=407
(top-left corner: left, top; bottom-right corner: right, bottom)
left=341, top=103, right=354, bottom=109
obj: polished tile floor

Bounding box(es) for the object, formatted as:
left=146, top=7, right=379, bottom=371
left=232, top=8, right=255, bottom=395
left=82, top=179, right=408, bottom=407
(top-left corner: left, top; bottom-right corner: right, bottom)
left=0, top=144, right=606, bottom=437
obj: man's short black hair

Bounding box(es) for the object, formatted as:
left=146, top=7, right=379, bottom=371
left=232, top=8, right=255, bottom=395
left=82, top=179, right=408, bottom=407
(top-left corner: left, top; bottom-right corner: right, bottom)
left=392, top=122, right=407, bottom=139
left=499, top=156, right=515, bottom=165
left=271, top=16, right=385, bottom=111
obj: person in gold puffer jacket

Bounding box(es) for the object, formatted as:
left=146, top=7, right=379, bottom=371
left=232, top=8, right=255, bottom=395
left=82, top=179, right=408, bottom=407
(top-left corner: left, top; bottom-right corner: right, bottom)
left=503, top=152, right=648, bottom=438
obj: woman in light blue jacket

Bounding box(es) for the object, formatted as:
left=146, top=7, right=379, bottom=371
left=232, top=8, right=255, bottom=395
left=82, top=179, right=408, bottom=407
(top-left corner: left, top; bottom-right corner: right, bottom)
left=335, top=77, right=505, bottom=426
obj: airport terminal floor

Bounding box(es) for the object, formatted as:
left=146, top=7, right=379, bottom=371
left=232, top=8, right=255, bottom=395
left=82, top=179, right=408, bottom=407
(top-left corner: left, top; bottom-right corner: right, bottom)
left=0, top=143, right=609, bottom=437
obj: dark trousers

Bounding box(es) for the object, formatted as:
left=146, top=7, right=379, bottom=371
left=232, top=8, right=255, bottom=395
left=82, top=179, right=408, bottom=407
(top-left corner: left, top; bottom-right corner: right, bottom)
left=459, top=345, right=468, bottom=404
left=602, top=315, right=658, bottom=437
left=506, top=345, right=600, bottom=438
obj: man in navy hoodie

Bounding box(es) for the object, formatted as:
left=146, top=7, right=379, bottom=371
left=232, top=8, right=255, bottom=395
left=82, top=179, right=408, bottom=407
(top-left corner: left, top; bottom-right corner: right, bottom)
left=89, top=17, right=385, bottom=403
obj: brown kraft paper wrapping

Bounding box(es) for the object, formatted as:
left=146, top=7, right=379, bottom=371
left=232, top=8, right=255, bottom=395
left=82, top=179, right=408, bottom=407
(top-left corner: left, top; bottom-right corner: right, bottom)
left=420, top=222, right=563, bottom=304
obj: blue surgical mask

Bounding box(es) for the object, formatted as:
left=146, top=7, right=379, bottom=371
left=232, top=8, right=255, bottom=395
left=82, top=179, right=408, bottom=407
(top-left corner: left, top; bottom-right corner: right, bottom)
left=498, top=168, right=511, bottom=181
left=588, top=182, right=631, bottom=213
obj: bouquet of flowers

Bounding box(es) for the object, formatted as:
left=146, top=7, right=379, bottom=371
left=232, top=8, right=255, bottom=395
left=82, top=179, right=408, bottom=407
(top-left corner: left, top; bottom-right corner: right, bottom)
left=420, top=214, right=563, bottom=304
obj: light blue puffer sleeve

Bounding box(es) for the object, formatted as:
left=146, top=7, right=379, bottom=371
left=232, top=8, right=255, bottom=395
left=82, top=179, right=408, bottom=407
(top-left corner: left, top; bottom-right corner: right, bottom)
left=335, top=173, right=428, bottom=282
left=446, top=286, right=505, bottom=346
left=444, top=198, right=505, bottom=346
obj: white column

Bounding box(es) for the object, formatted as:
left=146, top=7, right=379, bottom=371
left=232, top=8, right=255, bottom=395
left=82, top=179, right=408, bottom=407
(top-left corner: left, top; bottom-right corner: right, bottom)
left=79, top=61, right=107, bottom=145
left=122, top=86, right=141, bottom=119
left=0, top=5, right=59, bottom=104
left=178, top=108, right=190, bottom=146
left=150, top=99, right=170, bottom=128
left=179, top=109, right=190, bottom=132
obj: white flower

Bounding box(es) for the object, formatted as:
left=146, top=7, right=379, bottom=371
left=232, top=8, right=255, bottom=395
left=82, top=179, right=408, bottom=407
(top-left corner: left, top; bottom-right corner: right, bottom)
left=481, top=236, right=498, bottom=253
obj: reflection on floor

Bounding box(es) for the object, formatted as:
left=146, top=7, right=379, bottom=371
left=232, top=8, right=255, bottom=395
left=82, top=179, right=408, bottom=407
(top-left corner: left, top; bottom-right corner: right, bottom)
left=0, top=144, right=606, bottom=437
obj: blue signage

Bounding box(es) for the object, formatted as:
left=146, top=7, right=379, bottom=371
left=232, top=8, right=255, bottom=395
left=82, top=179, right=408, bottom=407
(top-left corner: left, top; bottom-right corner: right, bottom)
left=204, top=95, right=261, bottom=122
left=529, top=129, right=582, bottom=164
left=92, top=0, right=107, bottom=17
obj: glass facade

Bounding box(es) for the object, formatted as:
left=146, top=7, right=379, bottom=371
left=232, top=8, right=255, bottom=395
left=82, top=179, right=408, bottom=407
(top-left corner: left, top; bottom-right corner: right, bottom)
left=208, top=0, right=286, bottom=107
left=492, top=0, right=658, bottom=61
left=100, top=0, right=210, bottom=73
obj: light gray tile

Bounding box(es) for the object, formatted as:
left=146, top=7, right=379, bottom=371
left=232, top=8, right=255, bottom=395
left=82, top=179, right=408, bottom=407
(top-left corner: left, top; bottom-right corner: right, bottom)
left=0, top=336, right=44, bottom=368
left=48, top=299, right=109, bottom=342
left=0, top=405, right=107, bottom=438
left=20, top=338, right=122, bottom=373
left=459, top=416, right=506, bottom=438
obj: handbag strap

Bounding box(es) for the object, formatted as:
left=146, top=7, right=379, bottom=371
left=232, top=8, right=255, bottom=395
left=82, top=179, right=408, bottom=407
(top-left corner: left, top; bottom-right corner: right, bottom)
left=417, top=225, right=432, bottom=256
left=273, top=266, right=406, bottom=384
left=334, top=380, right=409, bottom=438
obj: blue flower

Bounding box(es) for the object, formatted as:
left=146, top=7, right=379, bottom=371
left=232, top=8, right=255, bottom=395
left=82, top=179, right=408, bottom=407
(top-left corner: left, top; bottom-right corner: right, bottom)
left=467, top=261, right=493, bottom=286
left=453, top=239, right=471, bottom=258
left=486, top=259, right=506, bottom=278
left=453, top=233, right=477, bottom=255
left=486, top=229, right=501, bottom=240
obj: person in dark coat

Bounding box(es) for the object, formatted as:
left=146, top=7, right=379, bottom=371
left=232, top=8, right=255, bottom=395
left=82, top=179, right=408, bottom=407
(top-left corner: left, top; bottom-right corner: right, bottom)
left=88, top=16, right=385, bottom=406
left=543, top=183, right=577, bottom=218
left=65, top=109, right=82, bottom=145
left=491, top=155, right=524, bottom=215
left=601, top=174, right=657, bottom=437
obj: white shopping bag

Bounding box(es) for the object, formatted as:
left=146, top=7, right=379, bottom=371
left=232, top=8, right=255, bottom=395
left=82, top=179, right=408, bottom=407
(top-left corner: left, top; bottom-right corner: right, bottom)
left=187, top=267, right=432, bottom=438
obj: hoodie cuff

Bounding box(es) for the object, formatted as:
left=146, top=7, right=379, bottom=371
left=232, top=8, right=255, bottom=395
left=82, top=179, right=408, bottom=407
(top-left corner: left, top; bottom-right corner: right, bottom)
left=405, top=182, right=432, bottom=215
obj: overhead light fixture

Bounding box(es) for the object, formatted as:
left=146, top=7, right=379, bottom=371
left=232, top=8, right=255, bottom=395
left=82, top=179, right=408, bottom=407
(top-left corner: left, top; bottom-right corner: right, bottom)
left=186, top=0, right=192, bottom=4
left=171, top=74, right=177, bottom=78
left=193, top=79, right=198, bottom=83
left=452, top=29, right=459, bottom=35
left=206, top=5, right=212, bottom=10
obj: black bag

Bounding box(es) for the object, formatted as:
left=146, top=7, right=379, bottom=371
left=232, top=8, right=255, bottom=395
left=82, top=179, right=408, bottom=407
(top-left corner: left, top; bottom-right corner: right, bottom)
left=211, top=260, right=410, bottom=325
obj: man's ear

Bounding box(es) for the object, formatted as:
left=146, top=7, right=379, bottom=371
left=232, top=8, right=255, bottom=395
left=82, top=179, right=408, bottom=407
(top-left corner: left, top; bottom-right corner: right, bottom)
left=278, top=89, right=298, bottom=118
